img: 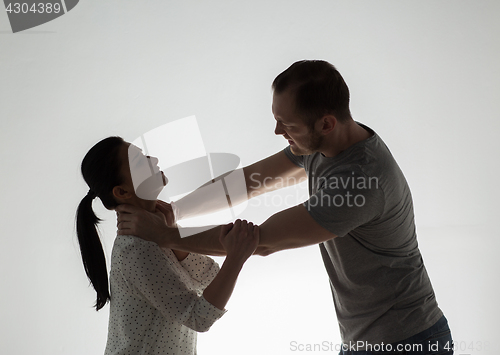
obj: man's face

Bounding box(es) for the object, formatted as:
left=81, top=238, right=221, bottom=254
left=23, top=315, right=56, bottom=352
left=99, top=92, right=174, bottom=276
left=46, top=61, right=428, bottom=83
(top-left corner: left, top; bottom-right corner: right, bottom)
left=272, top=89, right=323, bottom=156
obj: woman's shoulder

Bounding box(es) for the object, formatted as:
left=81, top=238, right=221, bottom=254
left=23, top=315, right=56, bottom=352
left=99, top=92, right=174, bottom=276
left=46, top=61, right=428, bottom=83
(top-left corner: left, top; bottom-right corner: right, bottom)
left=114, top=234, right=155, bottom=245
left=112, top=234, right=160, bottom=257
left=111, top=235, right=176, bottom=273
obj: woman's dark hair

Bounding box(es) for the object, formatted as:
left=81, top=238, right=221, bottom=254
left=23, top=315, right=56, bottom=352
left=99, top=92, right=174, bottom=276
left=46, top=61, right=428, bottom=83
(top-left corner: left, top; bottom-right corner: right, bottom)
left=76, top=136, right=125, bottom=311
left=272, top=60, right=352, bottom=128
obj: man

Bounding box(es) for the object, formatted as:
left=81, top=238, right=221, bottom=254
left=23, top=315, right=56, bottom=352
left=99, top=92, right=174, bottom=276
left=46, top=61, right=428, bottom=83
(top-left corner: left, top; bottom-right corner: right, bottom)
left=117, top=60, right=453, bottom=354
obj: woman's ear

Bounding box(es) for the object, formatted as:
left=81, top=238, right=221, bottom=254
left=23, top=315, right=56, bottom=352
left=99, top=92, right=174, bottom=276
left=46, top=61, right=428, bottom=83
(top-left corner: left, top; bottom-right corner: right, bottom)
left=112, top=185, right=134, bottom=201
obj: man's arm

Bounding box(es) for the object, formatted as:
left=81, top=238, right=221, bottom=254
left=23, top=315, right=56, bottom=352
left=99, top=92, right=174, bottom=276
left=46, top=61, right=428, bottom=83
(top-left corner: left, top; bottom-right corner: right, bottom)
left=254, top=204, right=337, bottom=255
left=117, top=203, right=336, bottom=256
left=116, top=150, right=317, bottom=254
left=243, top=150, right=307, bottom=199
left=172, top=150, right=307, bottom=221
left=170, top=204, right=336, bottom=256
left=116, top=204, right=227, bottom=256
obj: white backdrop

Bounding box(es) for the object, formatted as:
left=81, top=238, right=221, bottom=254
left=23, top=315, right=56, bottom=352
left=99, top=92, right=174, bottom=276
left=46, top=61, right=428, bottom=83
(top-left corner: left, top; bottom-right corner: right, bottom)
left=1, top=1, right=499, bottom=354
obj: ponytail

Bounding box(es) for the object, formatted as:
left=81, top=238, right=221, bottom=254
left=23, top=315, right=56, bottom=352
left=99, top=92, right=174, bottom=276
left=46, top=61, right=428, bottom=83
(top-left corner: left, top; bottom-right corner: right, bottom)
left=76, top=136, right=125, bottom=311
left=76, top=193, right=110, bottom=311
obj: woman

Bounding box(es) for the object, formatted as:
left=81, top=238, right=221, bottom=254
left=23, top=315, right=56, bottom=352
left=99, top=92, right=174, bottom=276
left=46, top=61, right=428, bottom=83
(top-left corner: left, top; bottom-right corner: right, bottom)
left=76, top=136, right=259, bottom=354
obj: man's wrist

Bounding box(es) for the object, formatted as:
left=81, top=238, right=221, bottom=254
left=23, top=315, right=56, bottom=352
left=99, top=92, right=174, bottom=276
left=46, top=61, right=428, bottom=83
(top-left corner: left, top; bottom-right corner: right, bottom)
left=171, top=201, right=181, bottom=222
left=151, top=225, right=179, bottom=248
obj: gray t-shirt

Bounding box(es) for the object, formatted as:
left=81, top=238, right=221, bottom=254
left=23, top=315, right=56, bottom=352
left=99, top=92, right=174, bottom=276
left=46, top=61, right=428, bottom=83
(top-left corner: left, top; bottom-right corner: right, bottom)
left=284, top=123, right=442, bottom=346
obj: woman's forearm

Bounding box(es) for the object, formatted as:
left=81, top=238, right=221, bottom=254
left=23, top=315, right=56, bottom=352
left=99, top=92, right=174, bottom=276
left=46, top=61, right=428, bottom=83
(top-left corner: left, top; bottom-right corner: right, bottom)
left=202, top=220, right=258, bottom=310
left=202, top=256, right=245, bottom=310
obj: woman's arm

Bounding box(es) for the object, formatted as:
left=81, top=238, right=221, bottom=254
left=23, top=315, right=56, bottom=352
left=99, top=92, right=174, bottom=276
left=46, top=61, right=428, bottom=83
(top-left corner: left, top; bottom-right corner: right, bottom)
left=172, top=249, right=189, bottom=261
left=119, top=221, right=258, bottom=332
left=202, top=220, right=259, bottom=310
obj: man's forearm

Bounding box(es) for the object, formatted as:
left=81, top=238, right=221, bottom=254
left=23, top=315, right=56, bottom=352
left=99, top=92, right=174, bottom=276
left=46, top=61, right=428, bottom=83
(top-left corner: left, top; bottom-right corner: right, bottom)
left=158, top=225, right=227, bottom=256
left=173, top=168, right=248, bottom=221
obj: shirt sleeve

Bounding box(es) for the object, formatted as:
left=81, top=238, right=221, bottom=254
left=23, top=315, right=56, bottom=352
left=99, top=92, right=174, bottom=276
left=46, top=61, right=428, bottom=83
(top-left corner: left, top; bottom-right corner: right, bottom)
left=303, top=168, right=383, bottom=237
left=120, top=239, right=226, bottom=332
left=284, top=146, right=305, bottom=168
left=179, top=253, right=220, bottom=289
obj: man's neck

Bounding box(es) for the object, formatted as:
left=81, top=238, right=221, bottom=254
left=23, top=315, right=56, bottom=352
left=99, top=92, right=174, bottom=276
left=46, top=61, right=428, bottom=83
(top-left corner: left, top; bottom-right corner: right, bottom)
left=320, top=121, right=372, bottom=158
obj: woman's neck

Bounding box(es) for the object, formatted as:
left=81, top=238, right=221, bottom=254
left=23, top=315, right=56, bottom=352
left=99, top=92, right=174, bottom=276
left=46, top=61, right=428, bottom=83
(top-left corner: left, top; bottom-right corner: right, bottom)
left=130, top=196, right=157, bottom=213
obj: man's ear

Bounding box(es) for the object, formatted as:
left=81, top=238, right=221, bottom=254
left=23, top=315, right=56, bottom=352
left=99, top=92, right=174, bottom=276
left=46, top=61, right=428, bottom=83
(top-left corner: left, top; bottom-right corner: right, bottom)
left=317, top=114, right=337, bottom=135
left=112, top=185, right=134, bottom=200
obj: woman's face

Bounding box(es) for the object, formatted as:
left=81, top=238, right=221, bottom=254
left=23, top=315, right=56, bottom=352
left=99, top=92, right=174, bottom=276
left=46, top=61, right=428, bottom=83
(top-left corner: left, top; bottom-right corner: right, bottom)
left=121, top=143, right=167, bottom=201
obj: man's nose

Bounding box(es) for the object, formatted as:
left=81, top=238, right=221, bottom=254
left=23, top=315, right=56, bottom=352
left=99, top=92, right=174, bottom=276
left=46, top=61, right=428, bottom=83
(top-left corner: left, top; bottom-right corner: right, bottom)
left=274, top=122, right=285, bottom=135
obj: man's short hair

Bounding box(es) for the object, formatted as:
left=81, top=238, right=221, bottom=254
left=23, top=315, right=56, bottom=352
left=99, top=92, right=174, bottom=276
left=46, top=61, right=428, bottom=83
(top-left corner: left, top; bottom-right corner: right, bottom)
left=272, top=60, right=352, bottom=127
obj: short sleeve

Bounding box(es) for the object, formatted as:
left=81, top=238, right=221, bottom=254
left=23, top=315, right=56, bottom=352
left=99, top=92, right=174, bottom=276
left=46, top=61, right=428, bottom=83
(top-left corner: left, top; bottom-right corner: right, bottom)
left=284, top=146, right=305, bottom=168
left=180, top=253, right=220, bottom=289
left=303, top=169, right=383, bottom=237
left=120, top=239, right=226, bottom=332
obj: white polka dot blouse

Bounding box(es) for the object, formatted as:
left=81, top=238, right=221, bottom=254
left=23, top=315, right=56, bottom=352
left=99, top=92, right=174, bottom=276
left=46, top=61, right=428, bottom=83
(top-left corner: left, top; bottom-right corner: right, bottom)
left=104, top=234, right=226, bottom=354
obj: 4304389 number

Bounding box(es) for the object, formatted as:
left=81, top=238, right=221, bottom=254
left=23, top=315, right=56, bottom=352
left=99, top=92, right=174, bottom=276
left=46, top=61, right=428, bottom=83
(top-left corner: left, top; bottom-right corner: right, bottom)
left=5, top=3, right=62, bottom=14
